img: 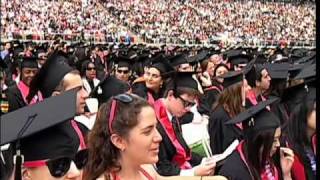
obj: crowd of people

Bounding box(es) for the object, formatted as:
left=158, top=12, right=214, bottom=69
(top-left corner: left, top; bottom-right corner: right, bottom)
left=0, top=0, right=130, bottom=42
left=0, top=39, right=316, bottom=179
left=1, top=0, right=316, bottom=45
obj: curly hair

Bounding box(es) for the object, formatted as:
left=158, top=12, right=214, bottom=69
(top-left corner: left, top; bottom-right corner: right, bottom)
left=83, top=94, right=151, bottom=180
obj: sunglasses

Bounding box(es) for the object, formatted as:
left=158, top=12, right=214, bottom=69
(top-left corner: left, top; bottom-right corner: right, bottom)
left=23, top=149, right=88, bottom=178
left=178, top=96, right=196, bottom=108
left=117, top=69, right=129, bottom=74
left=108, top=94, right=133, bottom=134
left=86, top=67, right=96, bottom=71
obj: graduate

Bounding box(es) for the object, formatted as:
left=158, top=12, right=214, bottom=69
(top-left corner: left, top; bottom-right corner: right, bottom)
left=208, top=61, right=253, bottom=155
left=132, top=53, right=174, bottom=105
left=153, top=72, right=216, bottom=176
left=6, top=57, right=43, bottom=112
left=218, top=98, right=295, bottom=180
left=0, top=90, right=88, bottom=180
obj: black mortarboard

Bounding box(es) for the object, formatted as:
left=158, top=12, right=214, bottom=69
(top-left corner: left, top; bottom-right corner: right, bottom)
left=226, top=50, right=251, bottom=66
left=29, top=50, right=73, bottom=98
left=288, top=63, right=305, bottom=79
left=294, top=63, right=315, bottom=82
left=20, top=56, right=38, bottom=69
left=149, top=53, right=175, bottom=78
left=188, top=50, right=210, bottom=65
left=170, top=72, right=203, bottom=94
left=264, top=63, right=289, bottom=79
left=225, top=98, right=280, bottom=133
left=169, top=53, right=189, bottom=67
left=115, top=51, right=137, bottom=68
left=1, top=89, right=77, bottom=145
left=90, top=76, right=130, bottom=105
left=220, top=59, right=255, bottom=88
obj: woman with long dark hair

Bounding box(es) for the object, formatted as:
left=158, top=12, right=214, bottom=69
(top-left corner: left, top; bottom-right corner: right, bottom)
left=283, top=88, right=316, bottom=180
left=219, top=99, right=295, bottom=180
left=208, top=70, right=251, bottom=155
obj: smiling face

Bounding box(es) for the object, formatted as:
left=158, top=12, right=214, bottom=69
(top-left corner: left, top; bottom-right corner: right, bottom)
left=121, top=106, right=162, bottom=164
left=21, top=67, right=38, bottom=86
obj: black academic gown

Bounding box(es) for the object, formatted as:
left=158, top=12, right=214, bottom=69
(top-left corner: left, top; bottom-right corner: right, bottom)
left=154, top=101, right=202, bottom=176
left=218, top=150, right=252, bottom=180
left=6, top=84, right=26, bottom=112
left=208, top=105, right=243, bottom=155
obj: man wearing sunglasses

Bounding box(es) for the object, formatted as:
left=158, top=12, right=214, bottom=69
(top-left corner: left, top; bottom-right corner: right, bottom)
left=114, top=57, right=132, bottom=83
left=153, top=72, right=216, bottom=177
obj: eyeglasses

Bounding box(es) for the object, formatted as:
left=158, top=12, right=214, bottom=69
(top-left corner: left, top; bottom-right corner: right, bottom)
left=178, top=96, right=196, bottom=108
left=86, top=67, right=96, bottom=71
left=117, top=69, right=129, bottom=74
left=108, top=94, right=133, bottom=134
left=23, top=148, right=88, bottom=178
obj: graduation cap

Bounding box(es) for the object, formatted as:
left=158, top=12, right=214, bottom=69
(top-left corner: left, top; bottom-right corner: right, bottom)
left=226, top=50, right=252, bottom=66
left=168, top=53, right=189, bottom=67
left=20, top=56, right=38, bottom=69
left=29, top=50, right=73, bottom=98
left=220, top=59, right=255, bottom=89
left=90, top=76, right=130, bottom=105
left=170, top=71, right=203, bottom=94
left=288, top=63, right=305, bottom=79
left=294, top=63, right=315, bottom=83
left=149, top=53, right=175, bottom=78
left=264, top=63, right=290, bottom=79
left=225, top=97, right=280, bottom=133
left=1, top=89, right=77, bottom=145
left=115, top=51, right=137, bottom=68
left=188, top=50, right=210, bottom=65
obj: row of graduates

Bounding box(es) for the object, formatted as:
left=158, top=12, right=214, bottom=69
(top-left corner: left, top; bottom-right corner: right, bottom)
left=0, top=41, right=317, bottom=180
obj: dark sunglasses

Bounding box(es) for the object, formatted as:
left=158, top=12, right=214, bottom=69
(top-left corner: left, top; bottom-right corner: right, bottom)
left=24, top=149, right=88, bottom=178
left=178, top=96, right=196, bottom=108
left=86, top=67, right=96, bottom=71
left=108, top=94, right=133, bottom=134
left=117, top=69, right=129, bottom=74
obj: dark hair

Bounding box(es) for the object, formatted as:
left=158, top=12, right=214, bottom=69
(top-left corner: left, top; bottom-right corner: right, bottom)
left=83, top=94, right=151, bottom=180
left=246, top=66, right=265, bottom=88
left=80, top=61, right=94, bottom=77
left=214, top=82, right=244, bottom=117
left=200, top=59, right=209, bottom=73
left=243, top=127, right=277, bottom=179
left=212, top=63, right=229, bottom=77
left=284, top=97, right=316, bottom=179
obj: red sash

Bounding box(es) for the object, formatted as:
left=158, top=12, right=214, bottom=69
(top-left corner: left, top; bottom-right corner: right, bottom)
left=147, top=92, right=155, bottom=106
left=237, top=141, right=279, bottom=180
left=71, top=120, right=87, bottom=150
left=153, top=100, right=192, bottom=169
left=204, top=85, right=223, bottom=93
left=246, top=90, right=269, bottom=110
left=17, top=81, right=43, bottom=105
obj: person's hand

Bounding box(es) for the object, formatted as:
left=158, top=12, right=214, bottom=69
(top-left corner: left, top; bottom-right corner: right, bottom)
left=280, top=147, right=294, bottom=179
left=200, top=72, right=212, bottom=87
left=194, top=158, right=216, bottom=176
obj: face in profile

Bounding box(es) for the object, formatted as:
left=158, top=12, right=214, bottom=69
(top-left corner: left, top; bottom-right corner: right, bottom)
left=119, top=106, right=162, bottom=165
left=63, top=73, right=88, bottom=115
left=270, top=127, right=281, bottom=157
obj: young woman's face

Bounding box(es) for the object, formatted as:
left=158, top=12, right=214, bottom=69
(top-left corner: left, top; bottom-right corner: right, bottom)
left=145, top=68, right=163, bottom=92
left=270, top=127, right=281, bottom=156
left=215, top=66, right=229, bottom=83
left=123, top=106, right=162, bottom=165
